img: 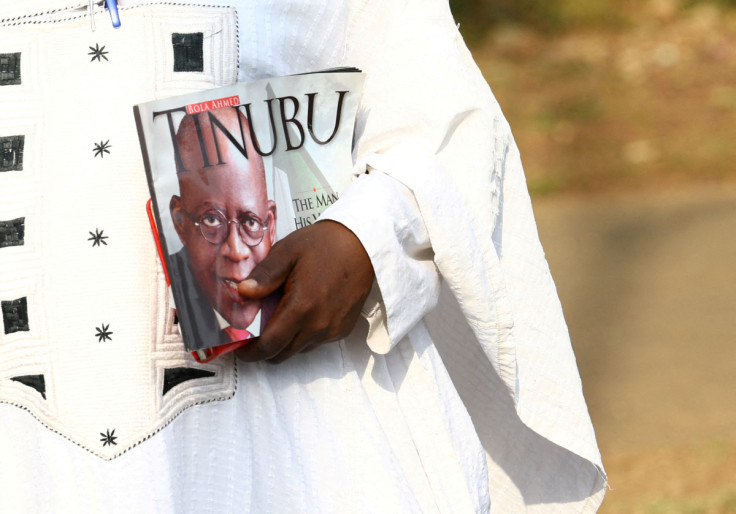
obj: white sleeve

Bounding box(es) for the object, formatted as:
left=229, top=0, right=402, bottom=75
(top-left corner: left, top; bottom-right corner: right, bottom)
left=319, top=170, right=440, bottom=354
left=339, top=3, right=607, bottom=503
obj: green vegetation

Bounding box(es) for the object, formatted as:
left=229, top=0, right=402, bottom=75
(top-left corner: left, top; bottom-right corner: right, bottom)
left=635, top=490, right=736, bottom=513
left=450, top=0, right=736, bottom=40
left=450, top=0, right=629, bottom=39
left=455, top=0, right=736, bottom=196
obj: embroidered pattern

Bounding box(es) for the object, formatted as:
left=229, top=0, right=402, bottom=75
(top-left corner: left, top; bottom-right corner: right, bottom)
left=163, top=367, right=216, bottom=395
left=0, top=135, right=24, bottom=172
left=0, top=4, right=239, bottom=461
left=93, top=139, right=111, bottom=158
left=172, top=33, right=203, bottom=72
left=2, top=297, right=29, bottom=334
left=0, top=53, right=21, bottom=85
left=88, top=44, right=109, bottom=62
left=100, top=429, right=118, bottom=446
left=11, top=375, right=46, bottom=399
left=95, top=323, right=113, bottom=342
left=0, top=217, right=24, bottom=248
left=88, top=228, right=108, bottom=246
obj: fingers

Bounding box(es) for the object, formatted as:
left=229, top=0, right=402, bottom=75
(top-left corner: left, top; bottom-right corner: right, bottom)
left=236, top=283, right=308, bottom=361
left=237, top=241, right=295, bottom=300
left=239, top=324, right=325, bottom=363
left=238, top=282, right=367, bottom=363
left=235, top=221, right=375, bottom=364
left=238, top=334, right=300, bottom=363
left=264, top=324, right=333, bottom=364
left=238, top=295, right=331, bottom=363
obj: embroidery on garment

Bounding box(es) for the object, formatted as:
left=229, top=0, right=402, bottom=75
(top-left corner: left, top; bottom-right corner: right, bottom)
left=88, top=228, right=108, bottom=247
left=2, top=297, right=29, bottom=334
left=0, top=135, right=24, bottom=171
left=100, top=429, right=117, bottom=446
left=162, top=367, right=216, bottom=396
left=0, top=217, right=25, bottom=248
left=0, top=53, right=21, bottom=85
left=88, top=43, right=109, bottom=62
left=0, top=3, right=239, bottom=461
left=10, top=375, right=46, bottom=399
left=172, top=32, right=203, bottom=72
left=95, top=323, right=113, bottom=342
left=93, top=140, right=111, bottom=158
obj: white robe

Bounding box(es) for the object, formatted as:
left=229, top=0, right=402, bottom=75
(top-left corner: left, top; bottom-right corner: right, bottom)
left=0, top=1, right=606, bottom=512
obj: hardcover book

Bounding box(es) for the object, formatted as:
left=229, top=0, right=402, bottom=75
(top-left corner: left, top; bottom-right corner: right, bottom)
left=134, top=69, right=364, bottom=362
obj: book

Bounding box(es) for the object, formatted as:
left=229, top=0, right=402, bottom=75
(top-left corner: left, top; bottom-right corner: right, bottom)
left=134, top=69, right=365, bottom=362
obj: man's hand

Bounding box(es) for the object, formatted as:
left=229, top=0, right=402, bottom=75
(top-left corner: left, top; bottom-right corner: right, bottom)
left=236, top=220, right=375, bottom=363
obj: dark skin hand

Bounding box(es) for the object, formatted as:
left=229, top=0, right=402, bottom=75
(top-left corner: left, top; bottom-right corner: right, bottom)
left=236, top=220, right=375, bottom=363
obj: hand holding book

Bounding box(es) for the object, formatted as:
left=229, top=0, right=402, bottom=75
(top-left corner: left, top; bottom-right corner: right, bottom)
left=236, top=219, right=374, bottom=363
left=135, top=69, right=365, bottom=360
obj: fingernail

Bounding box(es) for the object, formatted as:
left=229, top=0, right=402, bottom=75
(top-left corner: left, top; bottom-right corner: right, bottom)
left=238, top=278, right=258, bottom=292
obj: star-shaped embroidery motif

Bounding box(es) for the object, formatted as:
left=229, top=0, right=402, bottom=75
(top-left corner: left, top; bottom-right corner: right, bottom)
left=93, top=140, right=111, bottom=158
left=88, top=43, right=109, bottom=62
left=100, top=429, right=118, bottom=446
left=88, top=228, right=108, bottom=247
left=96, top=323, right=113, bottom=342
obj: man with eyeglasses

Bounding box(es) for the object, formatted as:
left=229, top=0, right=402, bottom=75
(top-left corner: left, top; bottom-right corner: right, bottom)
left=0, top=1, right=606, bottom=510
left=169, top=107, right=279, bottom=345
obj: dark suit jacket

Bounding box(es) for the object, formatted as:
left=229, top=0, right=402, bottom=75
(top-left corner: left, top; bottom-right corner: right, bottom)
left=168, top=249, right=280, bottom=350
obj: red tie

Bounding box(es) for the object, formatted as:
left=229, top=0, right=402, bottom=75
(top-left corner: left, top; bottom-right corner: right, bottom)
left=224, top=326, right=253, bottom=343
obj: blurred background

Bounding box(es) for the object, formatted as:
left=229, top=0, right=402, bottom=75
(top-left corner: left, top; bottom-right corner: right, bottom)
left=451, top=0, right=736, bottom=512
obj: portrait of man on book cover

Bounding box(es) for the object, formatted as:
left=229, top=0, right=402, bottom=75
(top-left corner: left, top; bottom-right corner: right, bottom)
left=138, top=73, right=362, bottom=355
left=167, top=107, right=280, bottom=348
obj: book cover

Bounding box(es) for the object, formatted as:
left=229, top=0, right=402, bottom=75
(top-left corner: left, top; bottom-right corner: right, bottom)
left=134, top=70, right=364, bottom=360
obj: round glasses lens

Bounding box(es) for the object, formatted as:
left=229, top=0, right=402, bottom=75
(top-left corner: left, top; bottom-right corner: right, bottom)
left=199, top=212, right=227, bottom=244
left=238, top=216, right=265, bottom=242
left=196, top=211, right=268, bottom=246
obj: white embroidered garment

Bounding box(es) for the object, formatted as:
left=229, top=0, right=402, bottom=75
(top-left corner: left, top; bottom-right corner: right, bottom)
left=0, top=3, right=239, bottom=460
left=0, top=1, right=606, bottom=512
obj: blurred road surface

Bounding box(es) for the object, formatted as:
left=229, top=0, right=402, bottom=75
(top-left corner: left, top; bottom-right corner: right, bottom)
left=532, top=183, right=736, bottom=455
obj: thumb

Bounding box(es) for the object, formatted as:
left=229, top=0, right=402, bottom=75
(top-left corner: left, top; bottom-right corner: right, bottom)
left=237, top=246, right=294, bottom=299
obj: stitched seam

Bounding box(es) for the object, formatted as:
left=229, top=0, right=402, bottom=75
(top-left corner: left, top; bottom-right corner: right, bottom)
left=0, top=357, right=237, bottom=461
left=0, top=2, right=232, bottom=27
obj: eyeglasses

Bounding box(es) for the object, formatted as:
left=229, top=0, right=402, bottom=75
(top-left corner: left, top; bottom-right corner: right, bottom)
left=183, top=208, right=269, bottom=247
